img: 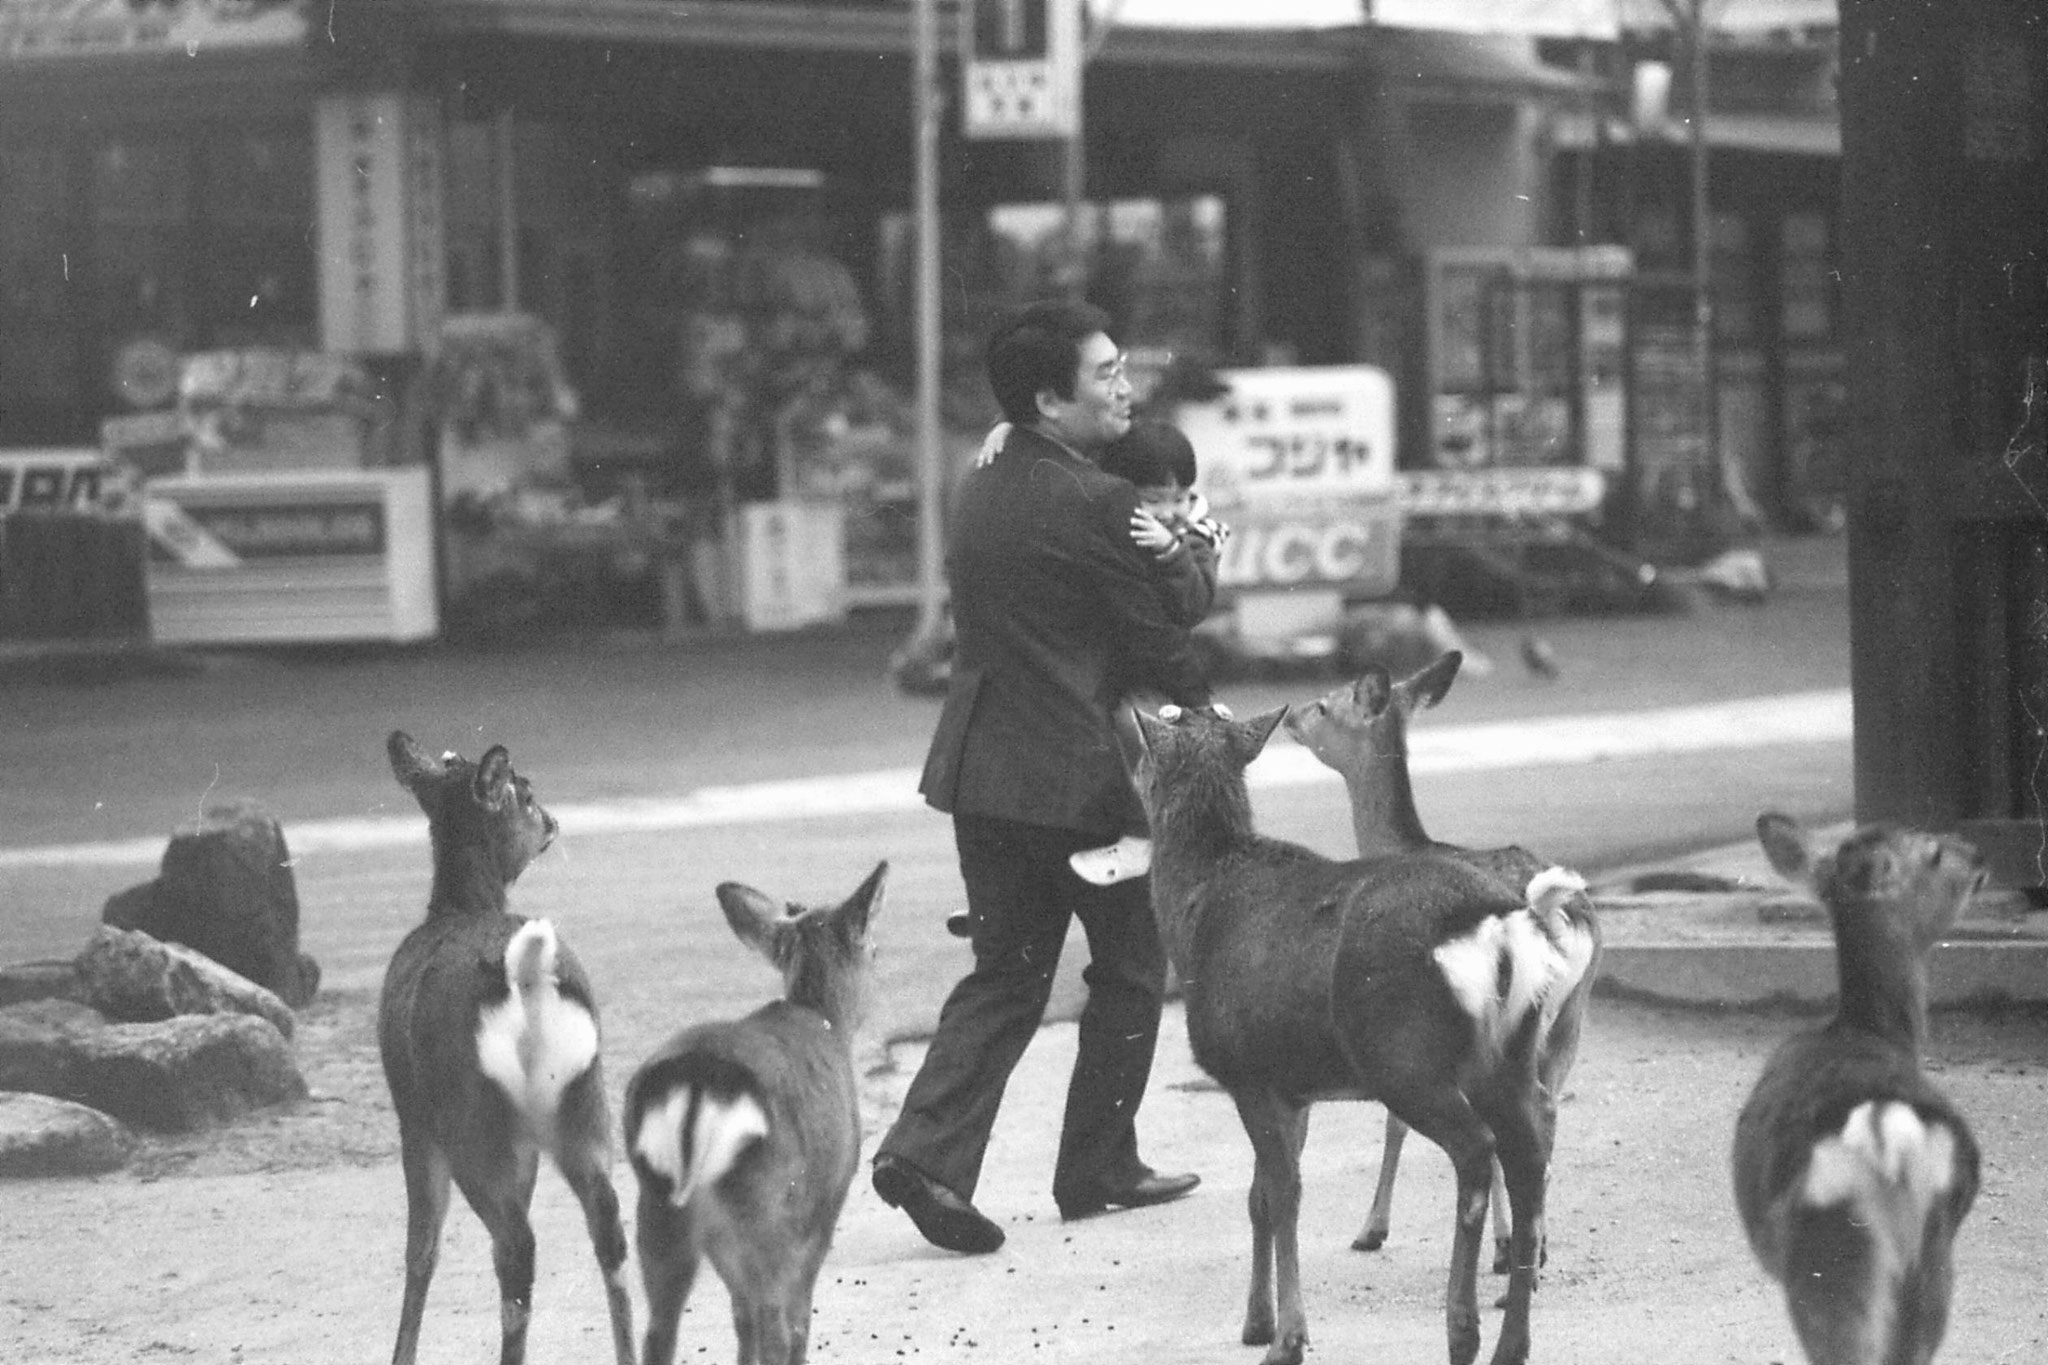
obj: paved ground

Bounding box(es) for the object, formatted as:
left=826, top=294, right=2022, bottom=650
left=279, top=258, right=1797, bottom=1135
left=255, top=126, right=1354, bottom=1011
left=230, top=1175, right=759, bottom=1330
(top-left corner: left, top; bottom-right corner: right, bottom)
left=6, top=531, right=2048, bottom=1363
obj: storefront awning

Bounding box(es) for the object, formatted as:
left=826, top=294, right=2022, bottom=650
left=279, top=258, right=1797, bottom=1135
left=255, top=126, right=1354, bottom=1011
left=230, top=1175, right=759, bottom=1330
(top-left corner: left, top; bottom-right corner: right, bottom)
left=1550, top=108, right=1840, bottom=156
left=419, top=0, right=1355, bottom=70
left=1363, top=27, right=1597, bottom=100
left=0, top=0, right=307, bottom=62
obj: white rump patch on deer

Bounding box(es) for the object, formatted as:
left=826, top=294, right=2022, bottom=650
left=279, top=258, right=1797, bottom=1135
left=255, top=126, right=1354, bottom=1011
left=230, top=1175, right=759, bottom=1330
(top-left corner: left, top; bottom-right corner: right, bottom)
left=1802, top=1100, right=1957, bottom=1283
left=1433, top=867, right=1593, bottom=1056
left=475, top=920, right=600, bottom=1130
left=632, top=1085, right=770, bottom=1210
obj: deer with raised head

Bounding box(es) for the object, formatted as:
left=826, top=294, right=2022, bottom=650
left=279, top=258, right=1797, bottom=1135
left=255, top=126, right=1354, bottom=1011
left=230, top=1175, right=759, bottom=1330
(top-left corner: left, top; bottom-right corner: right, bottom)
left=1733, top=813, right=1984, bottom=1365
left=624, top=862, right=886, bottom=1365
left=1129, top=703, right=1596, bottom=1365
left=378, top=732, right=634, bottom=1365
left=1284, top=650, right=1602, bottom=1270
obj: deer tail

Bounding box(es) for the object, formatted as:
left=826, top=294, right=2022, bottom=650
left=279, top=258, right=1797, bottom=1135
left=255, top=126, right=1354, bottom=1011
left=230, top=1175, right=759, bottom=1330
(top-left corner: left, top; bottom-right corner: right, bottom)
left=476, top=920, right=601, bottom=1134
left=630, top=1077, right=770, bottom=1210
left=1433, top=867, right=1596, bottom=1061
left=1787, top=1099, right=1968, bottom=1359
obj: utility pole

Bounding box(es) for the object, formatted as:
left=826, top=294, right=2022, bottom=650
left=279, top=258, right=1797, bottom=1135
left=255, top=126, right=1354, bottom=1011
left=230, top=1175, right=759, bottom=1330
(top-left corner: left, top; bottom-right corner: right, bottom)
left=909, top=0, right=946, bottom=646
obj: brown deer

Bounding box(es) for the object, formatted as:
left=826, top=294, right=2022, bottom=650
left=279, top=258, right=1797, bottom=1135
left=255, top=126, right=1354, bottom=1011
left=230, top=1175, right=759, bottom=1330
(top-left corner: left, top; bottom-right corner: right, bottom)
left=1284, top=650, right=1602, bottom=1271
left=624, top=862, right=886, bottom=1365
left=1129, top=703, right=1595, bottom=1365
left=378, top=732, right=634, bottom=1365
left=1733, top=813, right=1984, bottom=1365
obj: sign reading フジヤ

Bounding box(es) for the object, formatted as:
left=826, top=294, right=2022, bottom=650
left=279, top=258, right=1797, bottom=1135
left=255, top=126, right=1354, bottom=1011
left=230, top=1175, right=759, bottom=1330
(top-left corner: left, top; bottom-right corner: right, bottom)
left=1173, top=366, right=1401, bottom=596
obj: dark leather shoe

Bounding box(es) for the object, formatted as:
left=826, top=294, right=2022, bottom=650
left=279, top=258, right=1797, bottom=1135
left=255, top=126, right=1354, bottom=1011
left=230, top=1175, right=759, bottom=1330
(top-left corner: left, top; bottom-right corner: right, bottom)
left=872, top=1156, right=1005, bottom=1254
left=1056, top=1167, right=1201, bottom=1221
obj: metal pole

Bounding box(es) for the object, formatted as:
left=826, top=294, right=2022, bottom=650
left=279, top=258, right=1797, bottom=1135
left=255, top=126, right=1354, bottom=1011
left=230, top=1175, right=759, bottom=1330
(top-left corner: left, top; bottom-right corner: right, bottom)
left=1688, top=0, right=1715, bottom=493
left=496, top=106, right=519, bottom=311
left=911, top=0, right=946, bottom=640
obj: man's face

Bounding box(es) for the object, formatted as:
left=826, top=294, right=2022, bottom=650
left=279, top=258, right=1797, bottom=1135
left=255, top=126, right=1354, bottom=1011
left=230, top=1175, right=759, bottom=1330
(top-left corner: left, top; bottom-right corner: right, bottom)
left=1134, top=482, right=1195, bottom=528
left=1038, top=331, right=1131, bottom=451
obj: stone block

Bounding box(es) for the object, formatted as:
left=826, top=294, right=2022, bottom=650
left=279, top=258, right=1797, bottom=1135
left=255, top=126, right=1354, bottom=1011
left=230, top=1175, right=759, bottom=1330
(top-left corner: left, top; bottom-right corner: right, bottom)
left=0, top=1003, right=305, bottom=1133
left=0, top=1091, right=133, bottom=1177
left=75, top=926, right=295, bottom=1039
left=100, top=799, right=319, bottom=1007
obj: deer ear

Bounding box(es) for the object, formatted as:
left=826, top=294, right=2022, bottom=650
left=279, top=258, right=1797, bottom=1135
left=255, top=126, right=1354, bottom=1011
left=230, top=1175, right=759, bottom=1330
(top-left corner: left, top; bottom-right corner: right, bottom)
left=1353, top=668, right=1393, bottom=716
left=1131, top=707, right=1172, bottom=755
left=473, top=746, right=514, bottom=807
left=1234, top=707, right=1289, bottom=761
left=837, top=861, right=889, bottom=935
left=1756, top=811, right=1813, bottom=884
left=388, top=731, right=445, bottom=793
left=1401, top=650, right=1462, bottom=712
left=716, top=882, right=789, bottom=956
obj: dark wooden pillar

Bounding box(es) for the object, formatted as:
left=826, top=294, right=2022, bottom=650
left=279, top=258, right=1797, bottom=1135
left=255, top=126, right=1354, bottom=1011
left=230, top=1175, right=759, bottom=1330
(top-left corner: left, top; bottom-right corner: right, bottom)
left=1838, top=0, right=2048, bottom=891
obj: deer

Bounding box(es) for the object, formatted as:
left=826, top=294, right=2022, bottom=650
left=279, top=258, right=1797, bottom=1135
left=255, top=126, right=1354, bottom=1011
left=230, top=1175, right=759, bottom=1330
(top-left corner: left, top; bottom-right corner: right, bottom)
left=1127, top=702, right=1597, bottom=1365
left=378, top=732, right=634, bottom=1365
left=623, top=862, right=886, bottom=1365
left=1732, top=813, right=1985, bottom=1365
left=1284, top=650, right=1602, bottom=1272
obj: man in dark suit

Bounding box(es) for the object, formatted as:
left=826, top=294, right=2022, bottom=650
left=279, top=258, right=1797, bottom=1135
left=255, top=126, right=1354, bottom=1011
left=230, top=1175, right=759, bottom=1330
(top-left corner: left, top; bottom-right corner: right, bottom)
left=870, top=300, right=1213, bottom=1254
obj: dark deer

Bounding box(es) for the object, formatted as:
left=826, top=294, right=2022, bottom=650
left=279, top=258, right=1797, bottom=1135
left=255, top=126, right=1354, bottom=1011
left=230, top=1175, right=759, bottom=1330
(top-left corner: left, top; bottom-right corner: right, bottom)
left=1129, top=703, right=1595, bottom=1365
left=379, top=733, right=633, bottom=1365
left=624, top=863, right=886, bottom=1365
left=1285, top=650, right=1602, bottom=1270
left=1733, top=813, right=1984, bottom=1365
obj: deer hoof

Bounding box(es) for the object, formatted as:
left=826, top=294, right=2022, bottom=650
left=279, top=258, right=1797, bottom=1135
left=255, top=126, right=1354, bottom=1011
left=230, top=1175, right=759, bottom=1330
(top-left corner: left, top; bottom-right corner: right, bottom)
left=1260, top=1329, right=1307, bottom=1365
left=1241, top=1311, right=1275, bottom=1347
left=1352, top=1227, right=1388, bottom=1252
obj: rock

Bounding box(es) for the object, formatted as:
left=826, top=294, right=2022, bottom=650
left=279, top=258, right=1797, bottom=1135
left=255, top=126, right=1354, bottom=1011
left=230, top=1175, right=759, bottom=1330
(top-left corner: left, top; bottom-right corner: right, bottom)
left=0, top=959, right=83, bottom=1008
left=0, top=1091, right=133, bottom=1177
left=0, top=1004, right=305, bottom=1133
left=101, top=799, right=319, bottom=1008
left=74, top=926, right=295, bottom=1040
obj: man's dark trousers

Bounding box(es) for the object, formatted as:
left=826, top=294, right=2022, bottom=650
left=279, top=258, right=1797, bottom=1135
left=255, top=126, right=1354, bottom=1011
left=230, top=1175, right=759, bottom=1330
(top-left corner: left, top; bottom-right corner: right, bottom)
left=875, top=813, right=1165, bottom=1204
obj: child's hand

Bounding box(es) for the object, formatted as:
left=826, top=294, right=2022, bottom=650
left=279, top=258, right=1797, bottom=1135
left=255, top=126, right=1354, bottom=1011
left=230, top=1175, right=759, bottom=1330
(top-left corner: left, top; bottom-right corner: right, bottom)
left=973, top=422, right=1013, bottom=468
left=1129, top=509, right=1176, bottom=556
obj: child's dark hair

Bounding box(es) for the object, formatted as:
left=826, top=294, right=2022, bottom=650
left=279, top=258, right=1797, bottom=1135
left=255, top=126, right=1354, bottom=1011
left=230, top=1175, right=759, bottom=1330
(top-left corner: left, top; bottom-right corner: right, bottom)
left=1101, top=421, right=1196, bottom=489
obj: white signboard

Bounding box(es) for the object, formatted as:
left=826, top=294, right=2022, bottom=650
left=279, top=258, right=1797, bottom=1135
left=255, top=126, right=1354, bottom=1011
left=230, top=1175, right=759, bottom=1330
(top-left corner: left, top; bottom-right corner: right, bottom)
left=1174, top=366, right=1401, bottom=595
left=315, top=94, right=446, bottom=355
left=1399, top=466, right=1607, bottom=518
left=961, top=0, right=1081, bottom=140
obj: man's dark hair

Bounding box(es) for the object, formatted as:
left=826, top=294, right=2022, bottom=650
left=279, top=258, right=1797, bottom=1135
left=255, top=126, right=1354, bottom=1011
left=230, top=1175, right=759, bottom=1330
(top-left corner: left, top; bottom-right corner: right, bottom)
left=986, top=299, right=1116, bottom=426
left=1100, top=421, right=1197, bottom=489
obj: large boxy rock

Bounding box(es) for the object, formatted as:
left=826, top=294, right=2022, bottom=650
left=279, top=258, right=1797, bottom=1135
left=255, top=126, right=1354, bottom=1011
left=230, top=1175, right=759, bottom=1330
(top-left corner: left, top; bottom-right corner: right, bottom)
left=0, top=1001, right=305, bottom=1133
left=103, top=798, right=319, bottom=1008
left=75, top=926, right=295, bottom=1040
left=0, top=1091, right=133, bottom=1177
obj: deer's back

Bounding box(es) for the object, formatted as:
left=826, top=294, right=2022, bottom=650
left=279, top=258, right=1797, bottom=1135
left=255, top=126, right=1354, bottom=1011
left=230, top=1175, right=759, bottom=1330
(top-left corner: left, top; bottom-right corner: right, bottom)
left=634, top=1002, right=861, bottom=1175
left=1733, top=1023, right=1979, bottom=1277
left=378, top=912, right=597, bottom=1106
left=1174, top=847, right=1520, bottom=1098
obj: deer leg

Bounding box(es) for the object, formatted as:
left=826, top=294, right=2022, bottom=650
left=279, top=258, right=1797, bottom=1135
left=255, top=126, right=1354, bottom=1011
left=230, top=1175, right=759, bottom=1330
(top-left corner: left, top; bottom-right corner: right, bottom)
left=452, top=1147, right=541, bottom=1365
left=557, top=1136, right=635, bottom=1365
left=1488, top=1159, right=1512, bottom=1274
left=1354, top=1112, right=1408, bottom=1251
left=1471, top=1063, right=1549, bottom=1365
left=1233, top=1090, right=1310, bottom=1365
left=391, top=1131, right=452, bottom=1365
left=634, top=1186, right=699, bottom=1365
left=1383, top=1083, right=1495, bottom=1365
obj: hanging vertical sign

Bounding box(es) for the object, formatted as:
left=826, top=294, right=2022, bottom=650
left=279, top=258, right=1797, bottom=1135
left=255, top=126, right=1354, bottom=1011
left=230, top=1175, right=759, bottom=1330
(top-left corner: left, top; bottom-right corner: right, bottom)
left=961, top=0, right=1081, bottom=140
left=314, top=93, right=447, bottom=354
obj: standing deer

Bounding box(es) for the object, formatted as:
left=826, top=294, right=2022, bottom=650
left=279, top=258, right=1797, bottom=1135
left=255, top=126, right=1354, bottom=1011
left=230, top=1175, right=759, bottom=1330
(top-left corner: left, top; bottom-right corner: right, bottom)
left=624, top=862, right=886, bottom=1365
left=1285, top=650, right=1602, bottom=1269
left=1129, top=703, right=1595, bottom=1365
left=1733, top=813, right=1984, bottom=1365
left=379, top=732, right=634, bottom=1365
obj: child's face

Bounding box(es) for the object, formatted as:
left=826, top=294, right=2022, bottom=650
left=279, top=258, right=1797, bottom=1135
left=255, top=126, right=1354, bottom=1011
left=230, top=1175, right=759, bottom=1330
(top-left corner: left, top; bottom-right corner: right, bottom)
left=1135, top=482, right=1195, bottom=528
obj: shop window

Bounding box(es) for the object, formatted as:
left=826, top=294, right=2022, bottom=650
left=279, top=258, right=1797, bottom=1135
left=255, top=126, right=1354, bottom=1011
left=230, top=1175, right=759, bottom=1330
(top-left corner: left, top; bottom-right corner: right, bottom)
left=1779, top=211, right=1835, bottom=341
